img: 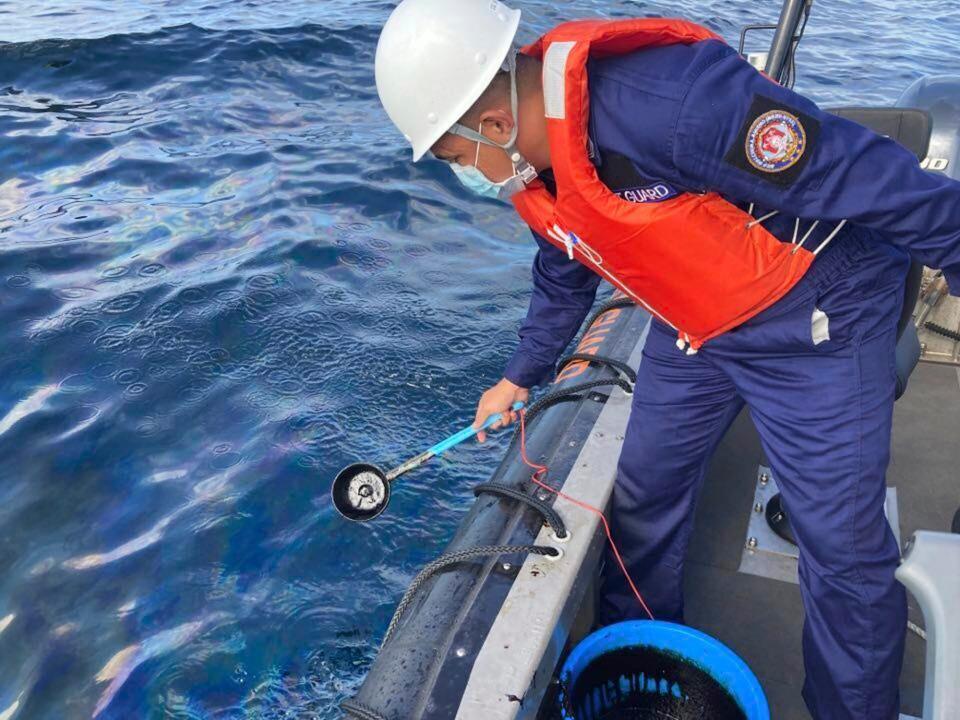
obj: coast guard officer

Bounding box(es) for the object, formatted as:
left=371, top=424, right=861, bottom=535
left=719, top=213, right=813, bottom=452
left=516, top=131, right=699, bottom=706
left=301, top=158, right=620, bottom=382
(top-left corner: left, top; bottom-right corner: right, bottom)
left=374, top=1, right=960, bottom=718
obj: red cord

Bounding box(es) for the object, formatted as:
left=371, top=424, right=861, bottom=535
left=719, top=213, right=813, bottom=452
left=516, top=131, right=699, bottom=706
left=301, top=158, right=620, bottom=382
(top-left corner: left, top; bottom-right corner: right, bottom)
left=517, top=410, right=654, bottom=621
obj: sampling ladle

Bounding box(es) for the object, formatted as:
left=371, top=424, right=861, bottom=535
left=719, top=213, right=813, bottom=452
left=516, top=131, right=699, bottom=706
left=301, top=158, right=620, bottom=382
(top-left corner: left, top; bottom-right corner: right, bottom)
left=331, top=402, right=525, bottom=522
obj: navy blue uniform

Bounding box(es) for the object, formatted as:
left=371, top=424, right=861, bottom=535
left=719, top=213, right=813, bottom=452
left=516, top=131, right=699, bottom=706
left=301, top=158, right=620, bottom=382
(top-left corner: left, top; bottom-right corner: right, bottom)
left=502, top=40, right=960, bottom=720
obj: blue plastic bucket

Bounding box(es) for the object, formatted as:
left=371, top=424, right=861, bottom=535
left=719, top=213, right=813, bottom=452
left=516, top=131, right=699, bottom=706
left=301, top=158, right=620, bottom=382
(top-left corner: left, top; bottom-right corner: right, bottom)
left=558, top=621, right=769, bottom=720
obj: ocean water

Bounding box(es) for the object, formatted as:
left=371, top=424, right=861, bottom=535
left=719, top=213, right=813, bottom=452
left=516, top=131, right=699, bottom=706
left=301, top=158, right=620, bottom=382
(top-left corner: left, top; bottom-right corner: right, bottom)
left=0, top=1, right=957, bottom=718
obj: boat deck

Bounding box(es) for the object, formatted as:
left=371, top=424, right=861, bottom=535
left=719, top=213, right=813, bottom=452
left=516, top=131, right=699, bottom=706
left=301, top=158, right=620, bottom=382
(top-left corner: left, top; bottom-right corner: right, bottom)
left=684, top=360, right=960, bottom=718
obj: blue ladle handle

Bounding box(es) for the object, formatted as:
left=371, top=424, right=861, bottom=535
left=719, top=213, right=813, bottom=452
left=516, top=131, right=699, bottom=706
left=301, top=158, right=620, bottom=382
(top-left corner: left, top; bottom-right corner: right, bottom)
left=428, top=401, right=525, bottom=456
left=382, top=401, right=526, bottom=482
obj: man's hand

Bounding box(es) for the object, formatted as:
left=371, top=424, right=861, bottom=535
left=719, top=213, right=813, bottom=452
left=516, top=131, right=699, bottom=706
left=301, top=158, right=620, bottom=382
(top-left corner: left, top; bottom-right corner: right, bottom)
left=473, top=378, right=530, bottom=443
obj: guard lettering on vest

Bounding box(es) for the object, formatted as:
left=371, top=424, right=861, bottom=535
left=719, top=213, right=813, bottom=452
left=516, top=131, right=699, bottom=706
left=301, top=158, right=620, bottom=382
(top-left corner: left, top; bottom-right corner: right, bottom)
left=596, top=151, right=679, bottom=204
left=616, top=183, right=678, bottom=203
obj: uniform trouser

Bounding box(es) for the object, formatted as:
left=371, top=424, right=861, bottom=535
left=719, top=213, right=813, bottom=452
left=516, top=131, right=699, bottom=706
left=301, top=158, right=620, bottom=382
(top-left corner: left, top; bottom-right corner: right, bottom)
left=598, top=233, right=910, bottom=720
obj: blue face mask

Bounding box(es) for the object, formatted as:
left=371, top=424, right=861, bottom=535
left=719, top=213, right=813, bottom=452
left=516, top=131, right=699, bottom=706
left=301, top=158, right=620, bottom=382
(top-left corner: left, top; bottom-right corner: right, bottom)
left=450, top=160, right=521, bottom=200
left=449, top=122, right=530, bottom=201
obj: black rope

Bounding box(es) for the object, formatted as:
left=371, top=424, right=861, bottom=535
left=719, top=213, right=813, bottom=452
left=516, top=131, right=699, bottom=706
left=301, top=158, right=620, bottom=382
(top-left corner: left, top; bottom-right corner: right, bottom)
left=382, top=545, right=559, bottom=647
left=474, top=482, right=568, bottom=539
left=505, top=377, right=633, bottom=459
left=525, top=377, right=633, bottom=428
left=502, top=377, right=632, bottom=470
left=341, top=699, right=390, bottom=720
left=583, top=296, right=635, bottom=332
left=346, top=546, right=559, bottom=719
left=503, top=394, right=582, bottom=458
left=519, top=392, right=585, bottom=431
left=556, top=351, right=637, bottom=384
left=925, top=322, right=960, bottom=342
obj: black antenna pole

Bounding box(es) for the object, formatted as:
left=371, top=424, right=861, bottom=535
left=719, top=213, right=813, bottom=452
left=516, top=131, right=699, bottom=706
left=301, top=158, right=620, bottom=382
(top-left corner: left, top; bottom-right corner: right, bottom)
left=765, top=0, right=812, bottom=83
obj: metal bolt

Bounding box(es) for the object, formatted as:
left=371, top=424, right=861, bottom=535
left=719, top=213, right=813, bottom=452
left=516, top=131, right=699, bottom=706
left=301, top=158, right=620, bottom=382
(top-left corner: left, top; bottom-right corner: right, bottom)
left=754, top=502, right=763, bottom=513
left=569, top=441, right=577, bottom=447
left=747, top=537, right=758, bottom=549
left=596, top=432, right=605, bottom=438
left=615, top=435, right=624, bottom=441
left=455, top=647, right=467, bottom=658
left=537, top=491, right=549, bottom=501
left=759, top=473, right=769, bottom=486
left=501, top=562, right=513, bottom=572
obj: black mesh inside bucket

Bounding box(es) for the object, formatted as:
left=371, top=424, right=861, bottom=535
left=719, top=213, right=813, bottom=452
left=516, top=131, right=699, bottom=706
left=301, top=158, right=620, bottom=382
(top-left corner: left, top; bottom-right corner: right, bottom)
left=561, top=646, right=747, bottom=720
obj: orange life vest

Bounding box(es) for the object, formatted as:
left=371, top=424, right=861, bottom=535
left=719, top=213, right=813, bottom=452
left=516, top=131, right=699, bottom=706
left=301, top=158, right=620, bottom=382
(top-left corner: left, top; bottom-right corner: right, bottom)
left=512, top=18, right=815, bottom=350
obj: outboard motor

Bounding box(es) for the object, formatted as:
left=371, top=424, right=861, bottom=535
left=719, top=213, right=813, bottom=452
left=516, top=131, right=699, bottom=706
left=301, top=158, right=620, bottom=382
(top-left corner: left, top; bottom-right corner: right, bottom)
left=899, top=76, right=960, bottom=180
left=895, top=75, right=960, bottom=374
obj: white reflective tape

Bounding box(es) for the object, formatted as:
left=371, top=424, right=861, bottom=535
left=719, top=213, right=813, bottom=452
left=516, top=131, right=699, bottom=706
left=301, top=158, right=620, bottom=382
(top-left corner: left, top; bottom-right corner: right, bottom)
left=812, top=307, right=830, bottom=345
left=543, top=41, right=575, bottom=119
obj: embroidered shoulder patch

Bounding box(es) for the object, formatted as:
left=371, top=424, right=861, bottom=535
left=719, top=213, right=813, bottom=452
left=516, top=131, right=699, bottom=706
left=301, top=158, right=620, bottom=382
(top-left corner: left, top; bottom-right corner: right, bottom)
left=747, top=110, right=806, bottom=171
left=724, top=95, right=821, bottom=185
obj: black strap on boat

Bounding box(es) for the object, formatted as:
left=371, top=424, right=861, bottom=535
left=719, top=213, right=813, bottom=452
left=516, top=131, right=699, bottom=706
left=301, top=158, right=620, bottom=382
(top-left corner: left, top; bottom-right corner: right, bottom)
left=381, top=545, right=559, bottom=648
left=556, top=351, right=637, bottom=384
left=473, top=482, right=568, bottom=539
left=344, top=544, right=559, bottom=719
left=925, top=321, right=960, bottom=342
left=526, top=376, right=633, bottom=427
left=341, top=699, right=390, bottom=720
left=503, top=377, right=633, bottom=460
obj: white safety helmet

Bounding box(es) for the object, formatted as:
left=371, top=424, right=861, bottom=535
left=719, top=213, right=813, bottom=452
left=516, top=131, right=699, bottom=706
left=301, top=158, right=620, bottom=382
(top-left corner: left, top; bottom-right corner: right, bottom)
left=375, top=0, right=522, bottom=161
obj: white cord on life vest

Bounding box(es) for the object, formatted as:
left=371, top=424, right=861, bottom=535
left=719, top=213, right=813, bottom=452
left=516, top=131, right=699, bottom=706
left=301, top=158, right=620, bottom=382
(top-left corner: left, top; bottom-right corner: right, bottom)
left=790, top=218, right=848, bottom=256
left=793, top=219, right=820, bottom=253
left=792, top=217, right=800, bottom=244
left=573, top=235, right=603, bottom=266
left=812, top=219, right=847, bottom=256
left=547, top=224, right=677, bottom=331
left=746, top=210, right=779, bottom=228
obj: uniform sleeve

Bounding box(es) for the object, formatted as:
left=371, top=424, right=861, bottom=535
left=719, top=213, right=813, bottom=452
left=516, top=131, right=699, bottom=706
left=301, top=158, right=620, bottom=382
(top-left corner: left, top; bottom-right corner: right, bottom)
left=673, top=46, right=960, bottom=294
left=503, top=231, right=601, bottom=388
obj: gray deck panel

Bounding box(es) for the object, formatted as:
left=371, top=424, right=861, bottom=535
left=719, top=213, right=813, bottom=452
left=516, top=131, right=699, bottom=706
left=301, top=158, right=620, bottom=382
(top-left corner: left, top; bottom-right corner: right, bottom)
left=681, top=361, right=958, bottom=719
left=687, top=411, right=763, bottom=572
left=889, top=364, right=960, bottom=538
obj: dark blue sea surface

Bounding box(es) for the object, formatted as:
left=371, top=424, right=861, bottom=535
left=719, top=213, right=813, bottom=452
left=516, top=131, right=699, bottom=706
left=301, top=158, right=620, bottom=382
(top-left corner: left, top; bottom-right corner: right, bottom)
left=0, top=1, right=957, bottom=718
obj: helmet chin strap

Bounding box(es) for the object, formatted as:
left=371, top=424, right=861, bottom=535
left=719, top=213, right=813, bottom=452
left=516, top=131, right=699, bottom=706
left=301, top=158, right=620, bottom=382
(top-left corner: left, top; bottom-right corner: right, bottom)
left=448, top=52, right=539, bottom=186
